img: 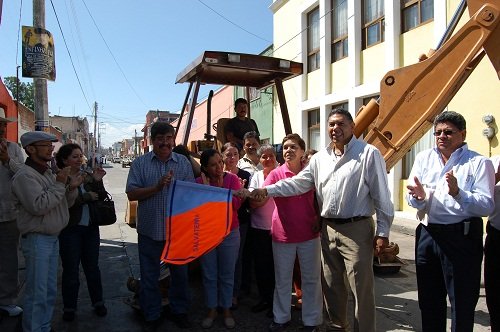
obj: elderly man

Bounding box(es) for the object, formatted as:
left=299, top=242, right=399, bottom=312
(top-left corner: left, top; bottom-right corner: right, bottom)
left=126, top=122, right=195, bottom=332
left=225, top=98, right=260, bottom=149
left=250, top=108, right=394, bottom=332
left=12, top=131, right=81, bottom=332
left=0, top=108, right=25, bottom=317
left=407, top=111, right=495, bottom=331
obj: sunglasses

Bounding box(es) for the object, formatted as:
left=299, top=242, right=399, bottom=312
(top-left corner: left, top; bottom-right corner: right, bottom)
left=433, top=130, right=457, bottom=137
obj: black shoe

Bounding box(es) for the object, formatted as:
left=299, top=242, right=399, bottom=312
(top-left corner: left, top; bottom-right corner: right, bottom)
left=269, top=321, right=290, bottom=332
left=62, top=311, right=75, bottom=322
left=251, top=300, right=271, bottom=313
left=94, top=304, right=108, bottom=317
left=168, top=313, right=191, bottom=329
left=143, top=317, right=163, bottom=332
left=300, top=326, right=319, bottom=332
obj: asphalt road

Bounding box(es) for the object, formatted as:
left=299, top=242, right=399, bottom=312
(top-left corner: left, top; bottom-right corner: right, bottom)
left=0, top=163, right=492, bottom=331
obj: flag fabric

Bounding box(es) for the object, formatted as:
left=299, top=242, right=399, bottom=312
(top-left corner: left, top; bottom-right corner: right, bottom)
left=161, top=180, right=233, bottom=264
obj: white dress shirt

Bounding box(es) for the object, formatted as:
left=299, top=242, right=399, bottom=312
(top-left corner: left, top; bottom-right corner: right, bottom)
left=266, top=136, right=394, bottom=238
left=406, top=144, right=495, bottom=225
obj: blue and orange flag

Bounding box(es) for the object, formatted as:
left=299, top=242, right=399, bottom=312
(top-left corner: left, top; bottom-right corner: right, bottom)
left=161, top=180, right=233, bottom=265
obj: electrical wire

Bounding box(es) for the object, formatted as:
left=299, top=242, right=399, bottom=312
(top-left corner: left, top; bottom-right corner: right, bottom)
left=80, top=0, right=150, bottom=109
left=196, top=0, right=271, bottom=43
left=49, top=0, right=93, bottom=112
left=15, top=0, right=24, bottom=67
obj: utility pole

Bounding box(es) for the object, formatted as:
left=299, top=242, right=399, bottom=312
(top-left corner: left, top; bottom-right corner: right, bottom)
left=134, top=129, right=137, bottom=158
left=93, top=102, right=97, bottom=166
left=33, top=0, right=49, bottom=132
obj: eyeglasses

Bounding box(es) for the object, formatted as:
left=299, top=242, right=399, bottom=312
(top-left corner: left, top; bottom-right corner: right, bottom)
left=154, top=135, right=174, bottom=142
left=433, top=130, right=457, bottom=137
left=32, top=144, right=55, bottom=149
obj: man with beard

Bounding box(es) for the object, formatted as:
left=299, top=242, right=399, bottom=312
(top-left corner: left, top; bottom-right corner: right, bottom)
left=225, top=98, right=260, bottom=150
left=407, top=111, right=495, bottom=331
left=0, top=108, right=25, bottom=317
left=126, top=122, right=195, bottom=332
left=12, top=131, right=81, bottom=332
left=250, top=108, right=394, bottom=331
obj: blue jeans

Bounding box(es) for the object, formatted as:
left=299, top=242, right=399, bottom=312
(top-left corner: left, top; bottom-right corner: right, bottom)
left=59, top=224, right=103, bottom=311
left=200, top=228, right=240, bottom=309
left=21, top=233, right=59, bottom=332
left=138, top=234, right=190, bottom=321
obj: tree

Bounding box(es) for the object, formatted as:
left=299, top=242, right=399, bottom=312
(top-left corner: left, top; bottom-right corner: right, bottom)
left=3, top=76, right=34, bottom=111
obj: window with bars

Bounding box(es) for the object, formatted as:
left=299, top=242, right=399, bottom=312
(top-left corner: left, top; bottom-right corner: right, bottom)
left=331, top=0, right=348, bottom=62
left=307, top=7, right=321, bottom=72
left=402, top=0, right=434, bottom=33
left=362, top=0, right=385, bottom=49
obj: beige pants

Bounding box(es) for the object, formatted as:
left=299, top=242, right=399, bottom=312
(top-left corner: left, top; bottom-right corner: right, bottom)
left=321, top=217, right=375, bottom=332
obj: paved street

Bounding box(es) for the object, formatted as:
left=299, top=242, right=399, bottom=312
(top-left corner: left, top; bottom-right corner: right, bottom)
left=0, top=165, right=492, bottom=331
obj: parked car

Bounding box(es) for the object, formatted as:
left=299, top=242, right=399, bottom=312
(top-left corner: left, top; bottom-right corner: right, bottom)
left=122, top=157, right=132, bottom=168
left=113, top=156, right=121, bottom=163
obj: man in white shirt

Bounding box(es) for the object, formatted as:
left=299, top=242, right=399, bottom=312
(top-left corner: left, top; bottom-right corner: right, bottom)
left=485, top=155, right=500, bottom=331
left=237, top=131, right=262, bottom=176
left=0, top=108, right=24, bottom=317
left=407, top=111, right=495, bottom=331
left=250, top=108, right=394, bottom=332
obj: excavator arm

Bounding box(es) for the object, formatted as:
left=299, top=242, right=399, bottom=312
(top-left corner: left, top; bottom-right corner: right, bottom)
left=355, top=0, right=500, bottom=170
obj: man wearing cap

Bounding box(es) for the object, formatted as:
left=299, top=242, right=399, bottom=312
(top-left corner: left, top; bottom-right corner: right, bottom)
left=0, top=107, right=25, bottom=317
left=12, top=131, right=82, bottom=332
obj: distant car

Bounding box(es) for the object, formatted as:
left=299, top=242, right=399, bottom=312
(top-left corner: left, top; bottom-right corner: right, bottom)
left=113, top=157, right=121, bottom=163
left=121, top=157, right=132, bottom=168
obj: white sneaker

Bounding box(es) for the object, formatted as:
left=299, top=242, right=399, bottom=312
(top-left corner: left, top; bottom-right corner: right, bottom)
left=0, top=304, right=23, bottom=316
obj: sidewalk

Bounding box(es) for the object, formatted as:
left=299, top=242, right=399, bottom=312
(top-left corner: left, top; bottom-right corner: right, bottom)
left=1, top=211, right=491, bottom=331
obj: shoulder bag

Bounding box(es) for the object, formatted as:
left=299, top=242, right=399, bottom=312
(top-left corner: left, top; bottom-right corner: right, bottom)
left=89, top=191, right=117, bottom=226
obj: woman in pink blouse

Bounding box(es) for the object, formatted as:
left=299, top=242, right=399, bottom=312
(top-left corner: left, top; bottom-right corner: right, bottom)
left=196, top=149, right=242, bottom=329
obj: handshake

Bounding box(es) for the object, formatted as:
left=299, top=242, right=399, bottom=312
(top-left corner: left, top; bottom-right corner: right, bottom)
left=234, top=188, right=268, bottom=201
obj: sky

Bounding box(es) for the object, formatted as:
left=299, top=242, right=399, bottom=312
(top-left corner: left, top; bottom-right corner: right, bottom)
left=0, top=0, right=274, bottom=147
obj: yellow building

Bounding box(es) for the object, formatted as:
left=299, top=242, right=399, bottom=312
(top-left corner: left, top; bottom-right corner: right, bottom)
left=271, top=0, right=499, bottom=211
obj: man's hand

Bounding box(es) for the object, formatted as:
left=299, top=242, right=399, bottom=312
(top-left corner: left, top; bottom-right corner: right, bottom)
left=445, top=170, right=459, bottom=197
left=156, top=170, right=174, bottom=191
left=407, top=176, right=426, bottom=201
left=373, top=236, right=389, bottom=257
left=250, top=188, right=268, bottom=201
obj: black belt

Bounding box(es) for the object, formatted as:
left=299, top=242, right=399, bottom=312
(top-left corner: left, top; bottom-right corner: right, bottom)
left=425, top=217, right=482, bottom=234
left=322, top=216, right=369, bottom=224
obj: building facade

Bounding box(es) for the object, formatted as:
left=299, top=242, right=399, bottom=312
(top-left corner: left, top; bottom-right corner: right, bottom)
left=271, top=0, right=499, bottom=210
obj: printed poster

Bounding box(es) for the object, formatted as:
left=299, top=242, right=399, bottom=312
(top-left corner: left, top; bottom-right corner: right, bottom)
left=22, top=26, right=56, bottom=81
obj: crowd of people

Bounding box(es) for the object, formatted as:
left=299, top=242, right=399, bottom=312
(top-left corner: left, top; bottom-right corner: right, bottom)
left=0, top=102, right=499, bottom=332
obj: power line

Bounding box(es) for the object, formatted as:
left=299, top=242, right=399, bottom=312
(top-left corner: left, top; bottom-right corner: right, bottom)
left=80, top=0, right=150, bottom=109
left=49, top=0, right=93, bottom=112
left=196, top=0, right=271, bottom=43
left=15, top=0, right=24, bottom=67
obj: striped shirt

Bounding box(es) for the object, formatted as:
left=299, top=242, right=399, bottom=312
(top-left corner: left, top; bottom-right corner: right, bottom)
left=266, top=136, right=394, bottom=237
left=126, top=151, right=195, bottom=241
left=407, top=145, right=495, bottom=225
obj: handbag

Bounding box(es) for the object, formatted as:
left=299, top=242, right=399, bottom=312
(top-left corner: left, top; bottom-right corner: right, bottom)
left=89, top=191, right=117, bottom=226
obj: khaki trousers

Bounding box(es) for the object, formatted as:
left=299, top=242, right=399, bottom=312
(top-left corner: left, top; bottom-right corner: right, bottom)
left=321, top=217, right=375, bottom=332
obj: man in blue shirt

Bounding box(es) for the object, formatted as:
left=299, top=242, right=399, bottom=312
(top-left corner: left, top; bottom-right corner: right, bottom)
left=126, top=122, right=195, bottom=331
left=407, top=111, right=495, bottom=331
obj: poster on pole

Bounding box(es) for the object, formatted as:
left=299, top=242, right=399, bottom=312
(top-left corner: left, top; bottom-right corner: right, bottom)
left=22, top=26, right=56, bottom=81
